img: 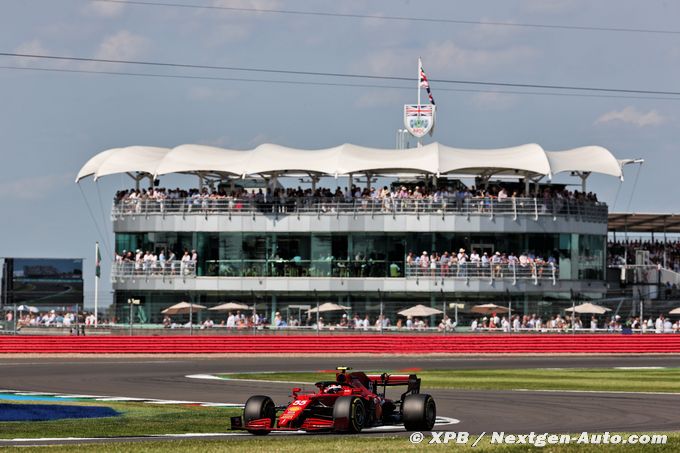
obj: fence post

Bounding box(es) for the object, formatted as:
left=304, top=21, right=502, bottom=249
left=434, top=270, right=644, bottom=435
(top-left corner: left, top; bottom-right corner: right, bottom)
left=533, top=198, right=538, bottom=221
left=551, top=263, right=557, bottom=285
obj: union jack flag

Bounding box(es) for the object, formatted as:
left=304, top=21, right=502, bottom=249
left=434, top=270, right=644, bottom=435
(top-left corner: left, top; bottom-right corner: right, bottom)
left=418, top=58, right=435, bottom=105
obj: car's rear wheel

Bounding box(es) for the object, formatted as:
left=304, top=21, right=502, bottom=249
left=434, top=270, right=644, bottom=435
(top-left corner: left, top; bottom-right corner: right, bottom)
left=333, top=396, right=366, bottom=433
left=402, top=394, right=436, bottom=431
left=244, top=395, right=276, bottom=435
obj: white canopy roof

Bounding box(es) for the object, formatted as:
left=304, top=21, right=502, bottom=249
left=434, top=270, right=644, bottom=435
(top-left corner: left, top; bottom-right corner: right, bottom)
left=545, top=146, right=624, bottom=178
left=76, top=142, right=628, bottom=182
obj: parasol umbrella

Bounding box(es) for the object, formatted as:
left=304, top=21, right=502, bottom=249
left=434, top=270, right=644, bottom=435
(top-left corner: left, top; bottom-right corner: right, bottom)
left=209, top=302, right=250, bottom=311
left=161, top=301, right=206, bottom=315
left=471, top=303, right=510, bottom=314
left=669, top=307, right=680, bottom=315
left=161, top=302, right=206, bottom=335
left=17, top=305, right=39, bottom=313
left=307, top=302, right=351, bottom=314
left=564, top=302, right=611, bottom=315
left=398, top=304, right=443, bottom=317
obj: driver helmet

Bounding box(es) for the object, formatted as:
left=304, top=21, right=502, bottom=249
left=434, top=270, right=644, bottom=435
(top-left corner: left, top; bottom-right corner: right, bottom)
left=325, top=384, right=343, bottom=394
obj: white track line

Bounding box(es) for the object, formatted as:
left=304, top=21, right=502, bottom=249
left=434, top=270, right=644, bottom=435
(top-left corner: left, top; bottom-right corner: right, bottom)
left=200, top=403, right=243, bottom=407
left=0, top=432, right=298, bottom=443
left=186, top=374, right=309, bottom=385
left=185, top=374, right=224, bottom=381
left=0, top=389, right=243, bottom=407
left=1, top=418, right=461, bottom=443
left=13, top=392, right=58, bottom=396
left=188, top=373, right=680, bottom=395
left=54, top=395, right=105, bottom=399
left=614, top=366, right=667, bottom=370
left=513, top=388, right=680, bottom=395
left=145, top=400, right=205, bottom=405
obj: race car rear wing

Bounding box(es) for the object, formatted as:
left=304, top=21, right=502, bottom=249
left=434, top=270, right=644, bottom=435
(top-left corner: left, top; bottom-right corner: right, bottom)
left=367, top=373, right=420, bottom=387
left=336, top=367, right=421, bottom=398
left=366, top=373, right=421, bottom=397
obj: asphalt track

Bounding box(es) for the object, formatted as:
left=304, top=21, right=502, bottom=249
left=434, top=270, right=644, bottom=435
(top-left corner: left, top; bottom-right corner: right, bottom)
left=1, top=355, right=680, bottom=446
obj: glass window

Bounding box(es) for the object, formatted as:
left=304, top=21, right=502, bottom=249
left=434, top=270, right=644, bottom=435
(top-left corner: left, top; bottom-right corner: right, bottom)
left=578, top=235, right=605, bottom=280
left=311, top=234, right=348, bottom=277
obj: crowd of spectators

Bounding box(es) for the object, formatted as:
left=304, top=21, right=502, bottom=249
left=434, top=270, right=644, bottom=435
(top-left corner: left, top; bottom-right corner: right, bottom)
left=6, top=307, right=678, bottom=333
left=5, top=309, right=97, bottom=332
left=181, top=310, right=678, bottom=333
left=469, top=313, right=680, bottom=333
left=163, top=309, right=268, bottom=329
left=114, top=248, right=197, bottom=275
left=608, top=239, right=680, bottom=272
left=405, top=248, right=558, bottom=278
left=113, top=184, right=601, bottom=215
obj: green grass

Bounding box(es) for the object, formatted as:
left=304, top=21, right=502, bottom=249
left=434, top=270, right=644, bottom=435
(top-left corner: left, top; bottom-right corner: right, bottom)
left=0, top=399, right=240, bottom=439
left=220, top=368, right=680, bottom=393
left=4, top=434, right=679, bottom=453
left=3, top=369, right=679, bottom=450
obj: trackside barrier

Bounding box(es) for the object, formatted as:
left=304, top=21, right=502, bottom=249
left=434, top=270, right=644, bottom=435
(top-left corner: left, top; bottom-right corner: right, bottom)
left=1, top=335, right=680, bottom=354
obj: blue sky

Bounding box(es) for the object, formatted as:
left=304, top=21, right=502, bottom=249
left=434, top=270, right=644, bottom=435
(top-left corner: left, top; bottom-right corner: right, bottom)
left=1, top=0, right=679, bottom=308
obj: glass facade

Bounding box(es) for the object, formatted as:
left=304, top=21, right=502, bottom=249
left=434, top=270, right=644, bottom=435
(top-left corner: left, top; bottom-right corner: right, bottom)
left=115, top=231, right=605, bottom=280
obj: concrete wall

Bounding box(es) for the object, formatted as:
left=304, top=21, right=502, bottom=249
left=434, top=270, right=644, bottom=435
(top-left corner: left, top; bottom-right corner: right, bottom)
left=114, top=212, right=607, bottom=235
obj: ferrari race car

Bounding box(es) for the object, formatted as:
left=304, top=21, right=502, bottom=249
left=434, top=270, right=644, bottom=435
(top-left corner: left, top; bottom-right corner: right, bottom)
left=231, top=367, right=436, bottom=434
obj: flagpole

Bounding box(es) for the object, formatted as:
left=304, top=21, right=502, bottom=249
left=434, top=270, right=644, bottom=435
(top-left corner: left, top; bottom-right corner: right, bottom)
left=417, top=57, right=422, bottom=148
left=94, top=242, right=99, bottom=327
left=417, top=58, right=422, bottom=111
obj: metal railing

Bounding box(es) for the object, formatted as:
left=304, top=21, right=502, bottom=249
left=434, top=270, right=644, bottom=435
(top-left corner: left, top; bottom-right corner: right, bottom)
left=608, top=263, right=680, bottom=287
left=204, top=259, right=397, bottom=278
left=14, top=324, right=677, bottom=335
left=405, top=262, right=558, bottom=285
left=111, top=260, right=196, bottom=279
left=110, top=258, right=557, bottom=284
left=112, top=196, right=608, bottom=223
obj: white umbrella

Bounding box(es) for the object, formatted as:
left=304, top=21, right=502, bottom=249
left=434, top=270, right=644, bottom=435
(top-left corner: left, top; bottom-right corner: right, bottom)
left=209, top=302, right=250, bottom=311
left=471, top=303, right=509, bottom=314
left=398, top=304, right=443, bottom=317
left=307, top=302, right=350, bottom=314
left=564, top=302, right=611, bottom=315
left=669, top=307, right=680, bottom=315
left=17, top=305, right=39, bottom=313
left=161, top=302, right=207, bottom=315
left=161, top=302, right=206, bottom=335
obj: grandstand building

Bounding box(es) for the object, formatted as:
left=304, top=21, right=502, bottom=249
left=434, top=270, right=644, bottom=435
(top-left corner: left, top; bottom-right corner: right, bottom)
left=77, top=142, right=634, bottom=325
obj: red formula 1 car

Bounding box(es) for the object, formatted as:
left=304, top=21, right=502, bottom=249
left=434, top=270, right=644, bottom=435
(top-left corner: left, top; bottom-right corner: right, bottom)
left=231, top=367, right=436, bottom=434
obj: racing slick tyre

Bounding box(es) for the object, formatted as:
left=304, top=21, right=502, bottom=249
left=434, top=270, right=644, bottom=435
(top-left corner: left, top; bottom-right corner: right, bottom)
left=333, top=396, right=366, bottom=433
left=244, top=395, right=276, bottom=435
left=402, top=394, right=436, bottom=431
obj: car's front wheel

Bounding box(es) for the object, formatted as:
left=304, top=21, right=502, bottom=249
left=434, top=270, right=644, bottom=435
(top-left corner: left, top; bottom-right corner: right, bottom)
left=333, top=396, right=366, bottom=433
left=243, top=395, right=276, bottom=435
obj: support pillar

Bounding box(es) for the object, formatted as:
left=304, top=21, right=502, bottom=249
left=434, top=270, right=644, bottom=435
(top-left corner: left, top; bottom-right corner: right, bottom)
left=270, top=294, right=277, bottom=325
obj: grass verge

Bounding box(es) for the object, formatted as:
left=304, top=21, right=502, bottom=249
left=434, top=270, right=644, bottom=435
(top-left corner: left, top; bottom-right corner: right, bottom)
left=5, top=434, right=679, bottom=452
left=0, top=400, right=239, bottom=439
left=221, top=368, right=680, bottom=393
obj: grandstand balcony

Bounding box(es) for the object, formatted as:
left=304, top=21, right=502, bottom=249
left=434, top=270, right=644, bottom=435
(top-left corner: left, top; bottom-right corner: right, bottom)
left=111, top=259, right=609, bottom=296
left=111, top=271, right=604, bottom=295
left=112, top=196, right=608, bottom=235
